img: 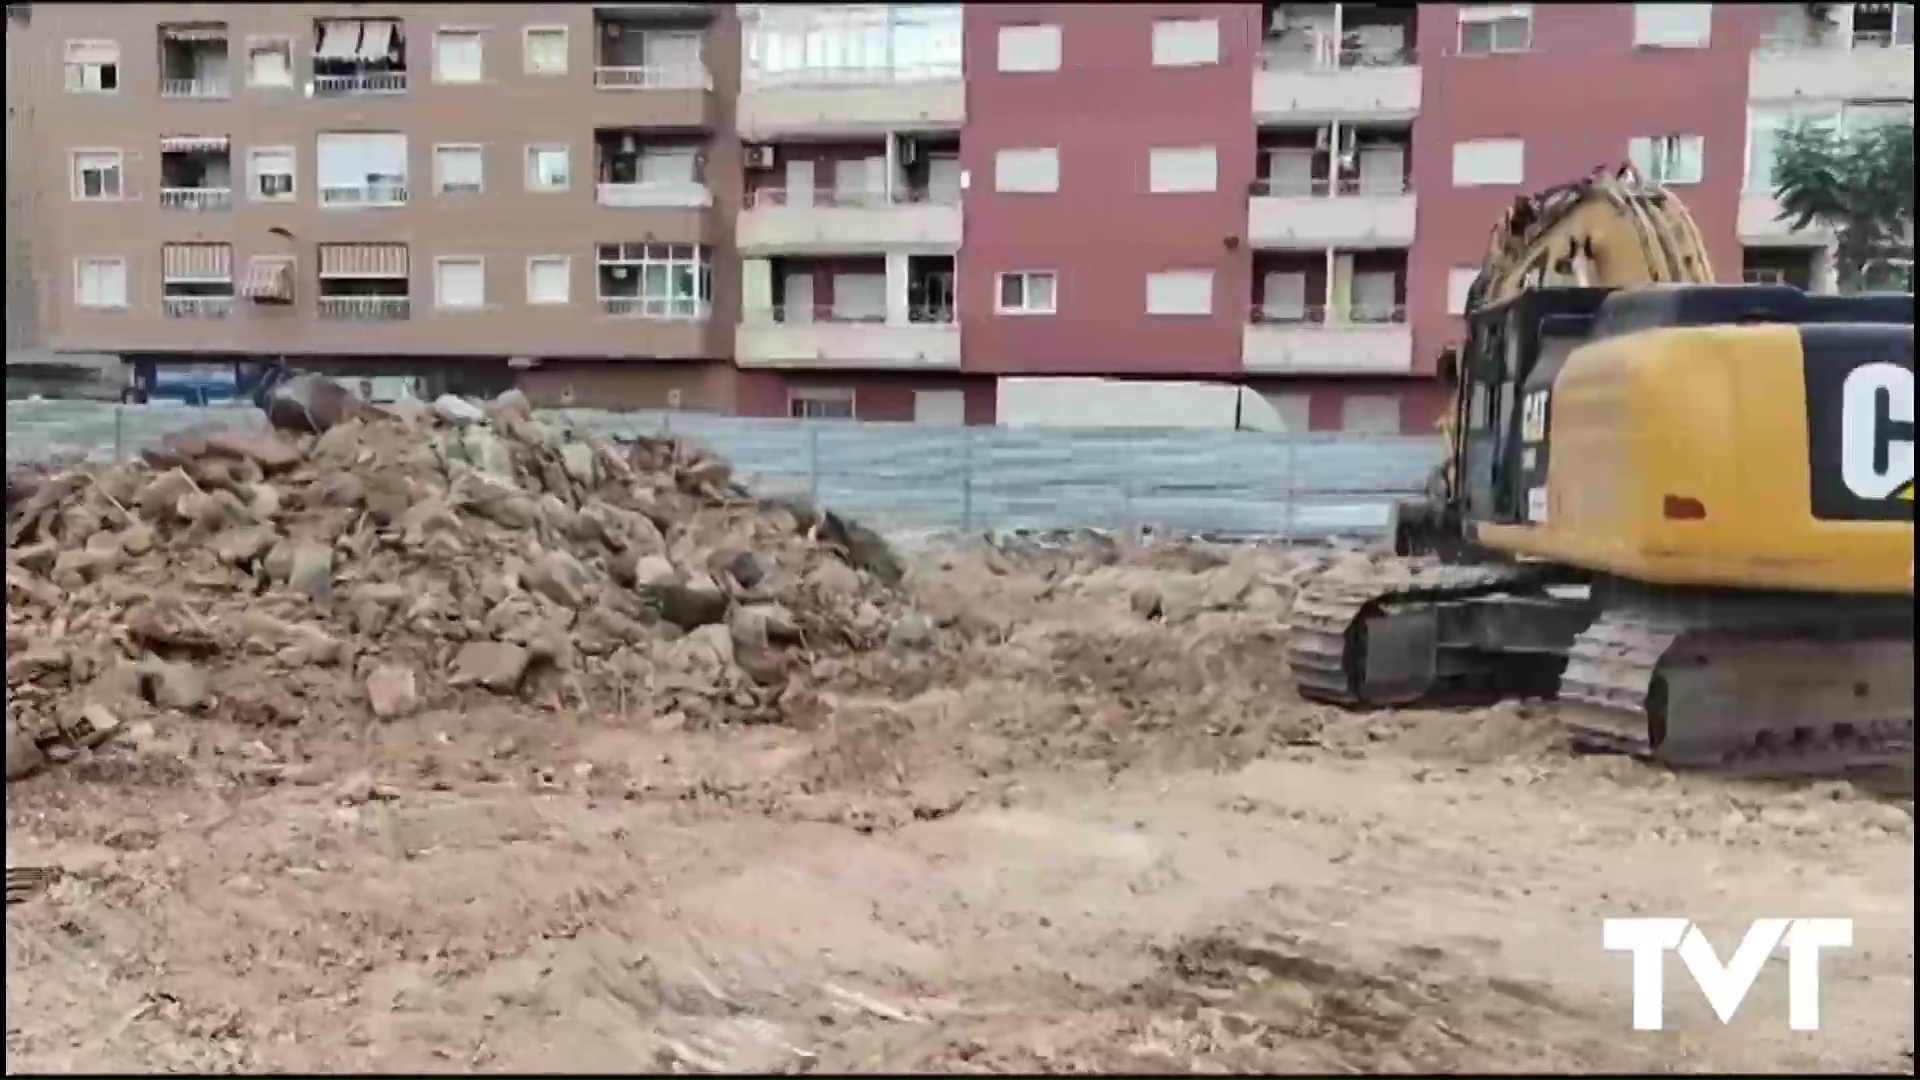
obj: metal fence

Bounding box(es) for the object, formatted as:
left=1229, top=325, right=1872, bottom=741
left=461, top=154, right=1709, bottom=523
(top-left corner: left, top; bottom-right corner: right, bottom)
left=4, top=400, right=1440, bottom=538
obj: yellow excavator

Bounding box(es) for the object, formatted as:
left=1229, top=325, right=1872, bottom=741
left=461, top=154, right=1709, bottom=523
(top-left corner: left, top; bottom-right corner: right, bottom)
left=1286, top=163, right=1915, bottom=775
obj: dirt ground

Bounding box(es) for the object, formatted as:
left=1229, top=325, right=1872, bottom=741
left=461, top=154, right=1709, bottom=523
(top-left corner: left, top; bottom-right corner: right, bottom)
left=6, top=537, right=1915, bottom=1074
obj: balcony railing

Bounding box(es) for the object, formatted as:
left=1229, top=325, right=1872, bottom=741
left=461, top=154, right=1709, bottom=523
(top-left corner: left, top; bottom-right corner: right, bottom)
left=744, top=60, right=964, bottom=86
left=159, top=186, right=234, bottom=211
left=312, top=71, right=408, bottom=96
left=593, top=62, right=713, bottom=90
left=1250, top=175, right=1410, bottom=198
left=162, top=295, right=235, bottom=319
left=598, top=296, right=711, bottom=320
left=318, top=295, right=411, bottom=321
left=1248, top=303, right=1408, bottom=326
left=745, top=304, right=955, bottom=325
left=319, top=182, right=409, bottom=208
left=594, top=181, right=713, bottom=208
left=1755, top=29, right=1914, bottom=56
left=743, top=186, right=960, bottom=209
left=1259, top=41, right=1419, bottom=72
left=159, top=76, right=230, bottom=98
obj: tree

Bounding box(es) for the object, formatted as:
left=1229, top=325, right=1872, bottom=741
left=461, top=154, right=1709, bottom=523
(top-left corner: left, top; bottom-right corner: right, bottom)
left=1771, top=118, right=1915, bottom=292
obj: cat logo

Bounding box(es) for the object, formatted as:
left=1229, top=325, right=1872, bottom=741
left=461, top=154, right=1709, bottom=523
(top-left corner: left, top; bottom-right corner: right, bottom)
left=1838, top=362, right=1914, bottom=504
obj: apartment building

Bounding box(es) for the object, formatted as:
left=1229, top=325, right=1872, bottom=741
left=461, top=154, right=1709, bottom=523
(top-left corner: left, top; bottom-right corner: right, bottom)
left=8, top=3, right=1913, bottom=430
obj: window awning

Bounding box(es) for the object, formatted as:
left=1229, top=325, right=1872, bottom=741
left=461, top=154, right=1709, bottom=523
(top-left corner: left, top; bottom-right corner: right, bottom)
left=159, top=134, right=229, bottom=154
left=358, top=19, right=395, bottom=60
left=314, top=19, right=364, bottom=61
left=241, top=258, right=295, bottom=303
left=161, top=24, right=227, bottom=43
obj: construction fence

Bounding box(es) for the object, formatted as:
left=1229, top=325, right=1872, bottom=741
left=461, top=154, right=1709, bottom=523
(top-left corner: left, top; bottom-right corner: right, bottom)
left=4, top=401, right=1439, bottom=539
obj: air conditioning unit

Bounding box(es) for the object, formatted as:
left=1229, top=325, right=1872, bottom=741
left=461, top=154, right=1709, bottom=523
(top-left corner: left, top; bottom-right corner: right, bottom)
left=745, top=145, right=775, bottom=170
left=898, top=137, right=920, bottom=166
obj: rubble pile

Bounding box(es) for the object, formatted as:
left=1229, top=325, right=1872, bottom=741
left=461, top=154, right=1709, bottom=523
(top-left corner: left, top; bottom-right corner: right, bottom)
left=5, top=391, right=913, bottom=780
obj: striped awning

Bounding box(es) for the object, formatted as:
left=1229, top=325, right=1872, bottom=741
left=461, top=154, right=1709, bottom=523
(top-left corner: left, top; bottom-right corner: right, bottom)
left=162, top=242, right=232, bottom=282
left=161, top=24, right=227, bottom=43
left=318, top=242, right=408, bottom=278
left=159, top=134, right=229, bottom=154
left=241, top=258, right=294, bottom=303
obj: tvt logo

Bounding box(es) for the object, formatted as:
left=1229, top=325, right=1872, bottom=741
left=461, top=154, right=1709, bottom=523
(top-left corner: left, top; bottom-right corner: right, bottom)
left=1839, top=362, right=1915, bottom=504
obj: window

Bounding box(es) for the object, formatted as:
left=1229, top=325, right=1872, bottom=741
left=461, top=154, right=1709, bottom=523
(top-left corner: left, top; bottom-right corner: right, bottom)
left=1451, top=138, right=1525, bottom=186
left=994, top=147, right=1059, bottom=193
left=1745, top=105, right=1838, bottom=192
left=1447, top=267, right=1480, bottom=315
left=527, top=256, right=570, bottom=304
left=595, top=242, right=712, bottom=320
left=1145, top=270, right=1214, bottom=316
left=250, top=147, right=295, bottom=201
left=1457, top=5, right=1532, bottom=55
left=64, top=40, right=119, bottom=93
left=434, top=30, right=483, bottom=83
left=995, top=271, right=1056, bottom=315
left=996, top=24, right=1060, bottom=72
left=435, top=144, right=484, bottom=195
left=524, top=26, right=568, bottom=74
left=1152, top=18, right=1220, bottom=66
left=74, top=257, right=128, bottom=308
left=246, top=37, right=294, bottom=87
left=435, top=257, right=486, bottom=309
left=527, top=145, right=571, bottom=191
left=1148, top=146, right=1219, bottom=194
left=71, top=151, right=123, bottom=201
left=789, top=388, right=855, bottom=420
left=1633, top=3, right=1712, bottom=47
left=1630, top=134, right=1704, bottom=185
left=1341, top=395, right=1403, bottom=434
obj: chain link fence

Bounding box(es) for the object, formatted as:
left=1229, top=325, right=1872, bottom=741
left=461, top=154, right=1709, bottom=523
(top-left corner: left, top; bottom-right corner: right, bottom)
left=5, top=400, right=1438, bottom=539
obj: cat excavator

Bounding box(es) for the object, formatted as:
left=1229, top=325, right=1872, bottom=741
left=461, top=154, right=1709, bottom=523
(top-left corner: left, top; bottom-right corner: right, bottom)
left=1285, top=163, right=1915, bottom=775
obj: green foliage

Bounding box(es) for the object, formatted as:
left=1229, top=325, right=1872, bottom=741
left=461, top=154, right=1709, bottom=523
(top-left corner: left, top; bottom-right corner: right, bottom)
left=1772, top=119, right=1915, bottom=292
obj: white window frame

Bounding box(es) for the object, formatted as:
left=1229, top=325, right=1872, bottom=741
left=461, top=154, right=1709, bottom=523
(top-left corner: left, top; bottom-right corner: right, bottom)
left=1451, top=138, right=1526, bottom=187
left=993, top=147, right=1060, bottom=194
left=73, top=257, right=129, bottom=309
left=1148, top=146, right=1219, bottom=194
left=434, top=143, right=485, bottom=196
left=1630, top=134, right=1705, bottom=185
left=523, top=25, right=569, bottom=75
left=527, top=256, right=571, bottom=305
left=434, top=256, right=487, bottom=310
left=245, top=36, right=295, bottom=88
left=1456, top=5, right=1533, bottom=55
left=995, top=270, right=1057, bottom=315
left=70, top=149, right=125, bottom=202
left=789, top=387, right=856, bottom=421
left=1446, top=267, right=1480, bottom=316
left=249, top=146, right=297, bottom=202
left=434, top=29, right=485, bottom=84
left=594, top=242, right=713, bottom=321
left=63, top=40, right=120, bottom=94
left=527, top=145, right=571, bottom=192
left=1145, top=270, right=1215, bottom=317
left=1151, top=18, right=1221, bottom=67
left=1632, top=3, right=1713, bottom=48
left=996, top=24, right=1062, bottom=73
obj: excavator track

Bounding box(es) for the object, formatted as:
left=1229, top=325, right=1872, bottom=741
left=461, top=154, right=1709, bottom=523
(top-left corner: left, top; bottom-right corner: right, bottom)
left=1559, top=605, right=1915, bottom=776
left=1286, top=560, right=1564, bottom=706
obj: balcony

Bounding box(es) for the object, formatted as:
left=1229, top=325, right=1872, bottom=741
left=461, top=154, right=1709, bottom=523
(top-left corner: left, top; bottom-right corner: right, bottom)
left=319, top=182, right=409, bottom=209
left=736, top=306, right=961, bottom=370
left=738, top=66, right=965, bottom=139
left=593, top=15, right=716, bottom=127
left=1737, top=192, right=1835, bottom=246
left=318, top=296, right=411, bottom=321
left=1749, top=35, right=1914, bottom=103
left=1254, top=35, right=1420, bottom=123
left=1242, top=304, right=1413, bottom=375
left=311, top=17, right=408, bottom=97
left=159, top=136, right=232, bottom=212
left=738, top=188, right=962, bottom=255
left=596, top=181, right=713, bottom=209
left=163, top=296, right=235, bottom=320
left=314, top=72, right=407, bottom=96
left=158, top=24, right=230, bottom=99
left=1248, top=176, right=1415, bottom=248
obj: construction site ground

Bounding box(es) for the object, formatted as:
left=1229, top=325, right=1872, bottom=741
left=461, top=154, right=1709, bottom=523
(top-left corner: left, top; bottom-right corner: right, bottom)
left=4, top=401, right=1913, bottom=1074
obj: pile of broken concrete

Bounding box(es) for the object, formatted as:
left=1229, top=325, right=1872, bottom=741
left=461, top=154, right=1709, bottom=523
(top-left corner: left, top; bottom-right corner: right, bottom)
left=5, top=391, right=914, bottom=780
